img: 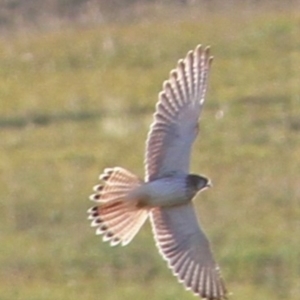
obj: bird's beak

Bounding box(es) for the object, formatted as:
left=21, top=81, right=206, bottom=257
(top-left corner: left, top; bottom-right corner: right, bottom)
left=206, top=180, right=213, bottom=188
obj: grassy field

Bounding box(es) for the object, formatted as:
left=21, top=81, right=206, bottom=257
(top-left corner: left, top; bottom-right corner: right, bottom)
left=0, top=5, right=299, bottom=300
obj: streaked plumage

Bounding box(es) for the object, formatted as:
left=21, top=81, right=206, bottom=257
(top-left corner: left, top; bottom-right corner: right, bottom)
left=88, top=45, right=227, bottom=299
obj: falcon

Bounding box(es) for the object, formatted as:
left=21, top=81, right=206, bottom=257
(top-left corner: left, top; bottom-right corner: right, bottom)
left=88, top=45, right=227, bottom=299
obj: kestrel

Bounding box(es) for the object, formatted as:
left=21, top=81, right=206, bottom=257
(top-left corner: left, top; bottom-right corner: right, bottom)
left=88, top=45, right=227, bottom=299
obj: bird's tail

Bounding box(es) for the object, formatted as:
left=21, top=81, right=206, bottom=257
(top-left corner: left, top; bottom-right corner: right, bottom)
left=88, top=167, right=148, bottom=246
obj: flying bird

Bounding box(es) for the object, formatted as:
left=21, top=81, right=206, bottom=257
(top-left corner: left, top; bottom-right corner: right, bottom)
left=88, top=45, right=227, bottom=299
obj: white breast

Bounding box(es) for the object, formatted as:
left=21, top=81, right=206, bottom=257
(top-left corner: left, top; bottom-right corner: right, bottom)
left=130, top=176, right=189, bottom=208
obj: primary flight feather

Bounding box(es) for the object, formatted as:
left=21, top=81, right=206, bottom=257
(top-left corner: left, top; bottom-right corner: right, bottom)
left=88, top=45, right=227, bottom=299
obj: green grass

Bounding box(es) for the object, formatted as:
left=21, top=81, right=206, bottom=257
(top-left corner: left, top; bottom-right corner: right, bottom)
left=0, top=5, right=299, bottom=300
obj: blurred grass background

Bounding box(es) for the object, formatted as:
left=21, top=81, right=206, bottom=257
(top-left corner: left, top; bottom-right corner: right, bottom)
left=0, top=1, right=299, bottom=299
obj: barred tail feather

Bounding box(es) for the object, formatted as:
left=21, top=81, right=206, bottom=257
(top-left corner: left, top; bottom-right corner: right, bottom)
left=88, top=167, right=148, bottom=246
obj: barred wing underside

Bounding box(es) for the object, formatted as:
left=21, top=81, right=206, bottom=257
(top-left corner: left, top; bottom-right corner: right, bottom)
left=150, top=204, right=227, bottom=299
left=145, top=45, right=213, bottom=181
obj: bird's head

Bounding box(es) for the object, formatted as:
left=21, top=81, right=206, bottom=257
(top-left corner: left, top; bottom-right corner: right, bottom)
left=187, top=174, right=212, bottom=194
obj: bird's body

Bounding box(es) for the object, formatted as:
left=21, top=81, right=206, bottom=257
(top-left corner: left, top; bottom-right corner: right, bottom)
left=88, top=45, right=228, bottom=299
left=129, top=173, right=210, bottom=208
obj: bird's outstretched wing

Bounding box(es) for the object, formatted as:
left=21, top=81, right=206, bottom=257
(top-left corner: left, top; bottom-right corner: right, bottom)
left=144, top=45, right=213, bottom=181
left=150, top=203, right=227, bottom=299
